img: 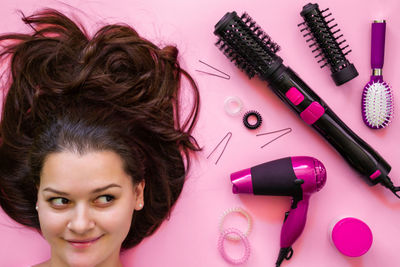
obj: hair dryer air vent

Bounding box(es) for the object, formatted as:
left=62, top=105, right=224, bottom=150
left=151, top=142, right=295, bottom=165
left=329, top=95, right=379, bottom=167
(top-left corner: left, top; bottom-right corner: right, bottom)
left=314, top=158, right=327, bottom=191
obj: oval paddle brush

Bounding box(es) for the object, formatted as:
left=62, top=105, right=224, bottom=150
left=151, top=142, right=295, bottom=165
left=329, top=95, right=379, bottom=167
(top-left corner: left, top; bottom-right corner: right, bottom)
left=362, top=20, right=394, bottom=129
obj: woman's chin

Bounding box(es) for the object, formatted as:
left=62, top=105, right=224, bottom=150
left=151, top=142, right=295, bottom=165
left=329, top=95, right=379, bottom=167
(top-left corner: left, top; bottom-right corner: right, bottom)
left=65, top=259, right=100, bottom=267
left=60, top=252, right=104, bottom=267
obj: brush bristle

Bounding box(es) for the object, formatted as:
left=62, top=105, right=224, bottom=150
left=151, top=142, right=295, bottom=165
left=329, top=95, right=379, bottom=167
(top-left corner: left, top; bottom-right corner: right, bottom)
left=299, top=4, right=352, bottom=71
left=214, top=11, right=281, bottom=79
left=240, top=13, right=281, bottom=54
left=215, top=38, right=256, bottom=78
left=362, top=81, right=394, bottom=129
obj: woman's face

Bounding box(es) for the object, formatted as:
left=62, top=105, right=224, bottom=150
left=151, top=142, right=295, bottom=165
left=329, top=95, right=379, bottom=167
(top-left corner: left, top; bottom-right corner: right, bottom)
left=36, top=150, right=145, bottom=267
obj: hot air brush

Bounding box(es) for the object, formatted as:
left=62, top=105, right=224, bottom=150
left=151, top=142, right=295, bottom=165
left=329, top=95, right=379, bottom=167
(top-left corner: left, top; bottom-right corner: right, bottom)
left=214, top=11, right=400, bottom=198
left=231, top=156, right=326, bottom=266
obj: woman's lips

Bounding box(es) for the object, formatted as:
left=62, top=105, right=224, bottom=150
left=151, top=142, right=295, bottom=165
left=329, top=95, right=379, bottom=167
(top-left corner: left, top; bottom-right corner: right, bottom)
left=67, top=235, right=103, bottom=249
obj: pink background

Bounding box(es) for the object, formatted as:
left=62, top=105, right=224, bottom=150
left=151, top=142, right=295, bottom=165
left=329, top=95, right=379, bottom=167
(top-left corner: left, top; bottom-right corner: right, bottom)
left=1, top=0, right=400, bottom=266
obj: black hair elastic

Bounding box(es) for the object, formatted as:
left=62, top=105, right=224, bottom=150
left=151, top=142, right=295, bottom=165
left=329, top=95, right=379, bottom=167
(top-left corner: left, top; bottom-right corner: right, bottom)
left=243, top=111, right=262, bottom=129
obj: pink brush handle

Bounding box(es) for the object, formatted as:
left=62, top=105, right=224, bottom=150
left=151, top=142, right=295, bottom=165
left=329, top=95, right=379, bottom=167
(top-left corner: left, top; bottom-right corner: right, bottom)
left=371, top=20, right=386, bottom=69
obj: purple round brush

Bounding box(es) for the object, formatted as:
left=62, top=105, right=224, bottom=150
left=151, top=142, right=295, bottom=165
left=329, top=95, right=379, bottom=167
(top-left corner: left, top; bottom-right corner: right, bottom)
left=362, top=20, right=394, bottom=129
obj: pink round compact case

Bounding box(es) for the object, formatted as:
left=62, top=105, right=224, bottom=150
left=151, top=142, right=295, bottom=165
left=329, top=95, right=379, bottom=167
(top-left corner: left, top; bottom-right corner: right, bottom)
left=331, top=217, right=373, bottom=257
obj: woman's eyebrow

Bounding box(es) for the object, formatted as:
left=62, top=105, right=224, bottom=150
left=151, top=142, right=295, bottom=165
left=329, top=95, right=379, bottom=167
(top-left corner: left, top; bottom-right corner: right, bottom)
left=42, top=188, right=69, bottom=196
left=91, top=184, right=122, bottom=193
left=43, top=183, right=122, bottom=195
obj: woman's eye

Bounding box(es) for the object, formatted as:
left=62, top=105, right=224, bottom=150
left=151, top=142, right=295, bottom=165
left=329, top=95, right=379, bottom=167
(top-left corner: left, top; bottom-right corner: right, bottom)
left=94, top=195, right=115, bottom=205
left=48, top=197, right=70, bottom=208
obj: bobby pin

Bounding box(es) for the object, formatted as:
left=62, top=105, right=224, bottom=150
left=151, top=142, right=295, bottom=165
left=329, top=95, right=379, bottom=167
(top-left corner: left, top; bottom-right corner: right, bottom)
left=196, top=60, right=230, bottom=80
left=256, top=127, right=292, bottom=148
left=207, top=131, right=232, bottom=164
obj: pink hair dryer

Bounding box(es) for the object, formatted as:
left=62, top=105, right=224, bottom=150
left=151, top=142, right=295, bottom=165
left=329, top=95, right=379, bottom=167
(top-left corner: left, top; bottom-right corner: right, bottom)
left=230, top=156, right=326, bottom=266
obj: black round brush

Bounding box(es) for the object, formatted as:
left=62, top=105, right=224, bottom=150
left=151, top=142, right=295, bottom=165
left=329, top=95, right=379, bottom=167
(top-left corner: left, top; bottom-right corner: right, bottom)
left=215, top=12, right=282, bottom=80
left=299, top=3, right=358, bottom=86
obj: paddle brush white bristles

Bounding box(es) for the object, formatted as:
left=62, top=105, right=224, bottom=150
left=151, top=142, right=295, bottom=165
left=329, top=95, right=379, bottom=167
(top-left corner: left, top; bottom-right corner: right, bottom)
left=362, top=20, right=394, bottom=129
left=362, top=81, right=394, bottom=129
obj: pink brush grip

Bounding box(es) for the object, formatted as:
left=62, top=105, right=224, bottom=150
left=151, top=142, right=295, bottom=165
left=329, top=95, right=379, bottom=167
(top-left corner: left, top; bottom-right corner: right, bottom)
left=371, top=21, right=386, bottom=69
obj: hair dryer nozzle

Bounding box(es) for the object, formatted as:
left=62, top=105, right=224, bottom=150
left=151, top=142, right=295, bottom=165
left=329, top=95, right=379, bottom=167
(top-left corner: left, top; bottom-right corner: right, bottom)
left=230, top=168, right=253, bottom=194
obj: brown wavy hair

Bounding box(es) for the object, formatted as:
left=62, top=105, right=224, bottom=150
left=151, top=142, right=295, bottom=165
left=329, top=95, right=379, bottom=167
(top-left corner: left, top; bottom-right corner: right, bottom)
left=0, top=9, right=200, bottom=249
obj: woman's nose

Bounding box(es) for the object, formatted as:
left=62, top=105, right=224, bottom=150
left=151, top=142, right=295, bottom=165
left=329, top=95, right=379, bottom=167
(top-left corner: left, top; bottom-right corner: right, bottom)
left=67, top=204, right=95, bottom=234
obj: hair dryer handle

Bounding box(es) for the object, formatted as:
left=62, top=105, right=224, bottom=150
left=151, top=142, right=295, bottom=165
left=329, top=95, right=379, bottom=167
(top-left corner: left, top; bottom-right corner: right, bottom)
left=280, top=196, right=309, bottom=248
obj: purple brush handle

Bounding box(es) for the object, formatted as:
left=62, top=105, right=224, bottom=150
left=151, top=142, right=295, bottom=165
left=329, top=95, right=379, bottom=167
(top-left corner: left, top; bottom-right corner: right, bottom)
left=371, top=20, right=386, bottom=69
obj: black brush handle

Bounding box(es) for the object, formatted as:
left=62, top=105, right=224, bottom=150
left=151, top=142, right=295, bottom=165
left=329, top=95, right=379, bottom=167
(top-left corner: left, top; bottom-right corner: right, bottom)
left=267, top=64, right=391, bottom=185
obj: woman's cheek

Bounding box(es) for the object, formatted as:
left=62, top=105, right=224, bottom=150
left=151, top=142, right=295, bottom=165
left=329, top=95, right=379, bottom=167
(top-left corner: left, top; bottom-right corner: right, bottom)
left=38, top=209, right=69, bottom=238
left=101, top=201, right=136, bottom=234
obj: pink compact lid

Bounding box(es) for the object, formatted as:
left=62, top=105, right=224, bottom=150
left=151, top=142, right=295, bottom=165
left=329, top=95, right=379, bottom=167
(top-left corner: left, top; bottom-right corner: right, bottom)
left=331, top=217, right=373, bottom=257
